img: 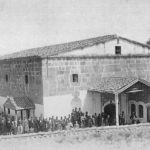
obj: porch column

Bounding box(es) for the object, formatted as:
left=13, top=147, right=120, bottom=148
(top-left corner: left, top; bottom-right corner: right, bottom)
left=115, top=93, right=119, bottom=126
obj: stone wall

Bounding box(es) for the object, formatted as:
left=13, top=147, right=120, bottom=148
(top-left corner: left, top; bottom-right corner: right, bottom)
left=0, top=56, right=43, bottom=105
left=42, top=55, right=150, bottom=98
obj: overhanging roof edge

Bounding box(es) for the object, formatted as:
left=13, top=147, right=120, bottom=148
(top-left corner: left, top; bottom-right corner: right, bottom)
left=88, top=89, right=115, bottom=94
left=117, top=78, right=150, bottom=94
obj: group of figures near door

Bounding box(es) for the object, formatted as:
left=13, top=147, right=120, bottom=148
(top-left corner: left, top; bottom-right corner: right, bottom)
left=70, top=107, right=117, bottom=127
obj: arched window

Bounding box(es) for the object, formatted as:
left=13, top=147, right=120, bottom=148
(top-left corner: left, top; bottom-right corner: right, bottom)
left=139, top=105, right=143, bottom=118
left=131, top=104, right=136, bottom=115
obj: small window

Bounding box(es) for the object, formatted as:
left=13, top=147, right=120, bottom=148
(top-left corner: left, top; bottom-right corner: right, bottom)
left=8, top=108, right=10, bottom=114
left=115, top=46, right=121, bottom=55
left=139, top=105, right=143, bottom=118
left=72, top=74, right=78, bottom=83
left=25, top=75, right=28, bottom=84
left=117, top=38, right=120, bottom=44
left=5, top=74, right=8, bottom=82
left=131, top=104, right=136, bottom=115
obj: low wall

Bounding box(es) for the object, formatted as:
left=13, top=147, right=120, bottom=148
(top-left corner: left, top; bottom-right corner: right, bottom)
left=1, top=123, right=150, bottom=140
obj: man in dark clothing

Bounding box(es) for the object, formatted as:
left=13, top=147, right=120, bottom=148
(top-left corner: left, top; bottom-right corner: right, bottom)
left=77, top=108, right=82, bottom=127
left=74, top=108, right=78, bottom=125
left=101, top=112, right=105, bottom=126
left=97, top=113, right=102, bottom=127
left=6, top=117, right=12, bottom=135
left=85, top=112, right=89, bottom=127
left=29, top=117, right=35, bottom=133
left=34, top=117, right=40, bottom=132
left=130, top=112, right=137, bottom=124
left=94, top=113, right=98, bottom=127
left=120, top=111, right=125, bottom=125
left=71, top=109, right=75, bottom=127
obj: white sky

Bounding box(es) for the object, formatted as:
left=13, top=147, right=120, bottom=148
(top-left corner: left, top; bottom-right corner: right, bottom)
left=0, top=0, right=150, bottom=55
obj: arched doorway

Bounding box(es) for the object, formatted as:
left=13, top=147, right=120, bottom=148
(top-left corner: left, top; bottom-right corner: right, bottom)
left=104, top=104, right=116, bottom=125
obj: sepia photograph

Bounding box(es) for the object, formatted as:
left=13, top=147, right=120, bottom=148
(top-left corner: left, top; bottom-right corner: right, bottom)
left=0, top=0, right=150, bottom=149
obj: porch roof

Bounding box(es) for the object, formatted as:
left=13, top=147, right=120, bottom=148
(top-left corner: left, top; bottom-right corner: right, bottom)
left=3, top=96, right=35, bottom=111
left=88, top=77, right=150, bottom=94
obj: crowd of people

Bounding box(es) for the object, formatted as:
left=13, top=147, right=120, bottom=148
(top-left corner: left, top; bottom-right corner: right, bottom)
left=0, top=108, right=127, bottom=135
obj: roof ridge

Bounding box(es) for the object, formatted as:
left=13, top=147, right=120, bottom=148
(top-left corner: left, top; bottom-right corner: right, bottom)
left=0, top=34, right=149, bottom=60
left=118, top=36, right=150, bottom=48
left=0, top=34, right=117, bottom=60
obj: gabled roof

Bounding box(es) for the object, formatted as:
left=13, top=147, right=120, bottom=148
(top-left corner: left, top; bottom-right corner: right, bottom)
left=0, top=34, right=150, bottom=60
left=0, top=35, right=117, bottom=60
left=3, top=96, right=35, bottom=110
left=89, top=77, right=150, bottom=94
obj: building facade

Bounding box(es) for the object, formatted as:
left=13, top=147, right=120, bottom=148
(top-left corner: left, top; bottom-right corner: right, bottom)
left=0, top=34, right=150, bottom=124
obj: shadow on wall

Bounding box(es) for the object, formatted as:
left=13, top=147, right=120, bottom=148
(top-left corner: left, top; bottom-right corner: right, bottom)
left=82, top=91, right=101, bottom=115
left=43, top=90, right=88, bottom=118
left=43, top=90, right=102, bottom=118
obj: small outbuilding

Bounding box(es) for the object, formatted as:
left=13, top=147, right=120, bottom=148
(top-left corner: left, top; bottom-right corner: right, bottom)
left=3, top=96, right=35, bottom=119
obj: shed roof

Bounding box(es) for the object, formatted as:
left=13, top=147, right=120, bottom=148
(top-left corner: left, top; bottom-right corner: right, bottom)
left=4, top=96, right=35, bottom=110
left=89, top=77, right=150, bottom=94
left=0, top=34, right=150, bottom=60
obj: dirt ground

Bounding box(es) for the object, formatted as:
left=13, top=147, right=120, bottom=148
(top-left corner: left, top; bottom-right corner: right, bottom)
left=0, top=124, right=150, bottom=150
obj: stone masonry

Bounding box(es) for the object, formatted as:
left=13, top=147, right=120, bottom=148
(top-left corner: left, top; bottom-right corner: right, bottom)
left=0, top=56, right=43, bottom=105
left=42, top=55, right=150, bottom=99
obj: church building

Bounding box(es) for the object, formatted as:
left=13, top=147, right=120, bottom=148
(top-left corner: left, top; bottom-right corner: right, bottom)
left=0, top=34, right=150, bottom=125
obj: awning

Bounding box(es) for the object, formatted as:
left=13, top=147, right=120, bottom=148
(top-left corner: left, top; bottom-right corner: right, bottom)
left=4, top=96, right=35, bottom=110
left=89, top=77, right=150, bottom=94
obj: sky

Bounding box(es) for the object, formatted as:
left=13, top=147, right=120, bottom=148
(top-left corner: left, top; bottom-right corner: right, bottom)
left=0, top=0, right=150, bottom=55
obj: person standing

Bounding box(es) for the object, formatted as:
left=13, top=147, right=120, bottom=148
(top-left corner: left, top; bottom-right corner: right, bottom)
left=17, top=119, right=23, bottom=134
left=97, top=113, right=102, bottom=127
left=6, top=117, right=12, bottom=135
left=88, top=116, right=93, bottom=127
left=74, top=121, right=79, bottom=129
left=101, top=112, right=105, bottom=126
left=23, top=117, right=29, bottom=133
left=130, top=112, right=137, bottom=124
left=94, top=113, right=98, bottom=127
left=77, top=108, right=82, bottom=127
left=29, top=117, right=35, bottom=133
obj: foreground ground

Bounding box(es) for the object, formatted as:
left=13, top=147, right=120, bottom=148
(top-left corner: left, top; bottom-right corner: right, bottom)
left=0, top=124, right=150, bottom=150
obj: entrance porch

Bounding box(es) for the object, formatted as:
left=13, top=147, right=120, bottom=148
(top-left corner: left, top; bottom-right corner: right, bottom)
left=88, top=77, right=150, bottom=126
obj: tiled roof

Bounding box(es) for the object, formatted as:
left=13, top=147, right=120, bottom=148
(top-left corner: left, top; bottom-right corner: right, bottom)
left=4, top=96, right=35, bottom=110
left=89, top=77, right=138, bottom=94
left=1, top=34, right=150, bottom=60
left=0, top=35, right=117, bottom=60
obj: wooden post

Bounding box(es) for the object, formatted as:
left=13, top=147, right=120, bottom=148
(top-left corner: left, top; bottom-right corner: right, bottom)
left=4, top=106, right=5, bottom=114
left=115, top=93, right=119, bottom=126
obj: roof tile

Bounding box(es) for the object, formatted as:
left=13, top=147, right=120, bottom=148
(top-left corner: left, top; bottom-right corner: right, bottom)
left=4, top=96, right=35, bottom=110
left=89, top=77, right=138, bottom=93
left=0, top=35, right=117, bottom=60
